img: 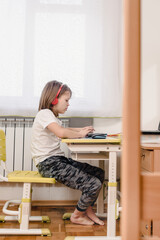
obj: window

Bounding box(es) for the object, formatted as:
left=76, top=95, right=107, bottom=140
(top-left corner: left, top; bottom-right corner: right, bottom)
left=0, top=0, right=122, bottom=117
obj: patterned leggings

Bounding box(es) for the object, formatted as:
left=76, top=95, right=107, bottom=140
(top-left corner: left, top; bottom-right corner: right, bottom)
left=37, top=155, right=105, bottom=211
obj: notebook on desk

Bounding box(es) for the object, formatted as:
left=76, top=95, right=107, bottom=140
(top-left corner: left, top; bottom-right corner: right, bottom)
left=86, top=133, right=107, bottom=139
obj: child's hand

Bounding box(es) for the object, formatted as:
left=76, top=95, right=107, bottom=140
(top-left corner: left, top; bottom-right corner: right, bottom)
left=79, top=126, right=95, bottom=138
left=82, top=126, right=95, bottom=133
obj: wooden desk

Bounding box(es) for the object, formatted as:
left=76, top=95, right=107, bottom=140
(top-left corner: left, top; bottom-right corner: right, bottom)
left=62, top=137, right=121, bottom=239
left=141, top=143, right=160, bottom=237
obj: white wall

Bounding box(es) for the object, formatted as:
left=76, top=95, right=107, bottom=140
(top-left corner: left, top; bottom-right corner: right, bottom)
left=94, top=1, right=160, bottom=132
left=141, top=0, right=160, bottom=130
left=94, top=118, right=122, bottom=134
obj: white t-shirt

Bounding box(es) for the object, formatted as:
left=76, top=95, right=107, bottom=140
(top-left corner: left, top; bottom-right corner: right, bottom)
left=31, top=109, right=64, bottom=166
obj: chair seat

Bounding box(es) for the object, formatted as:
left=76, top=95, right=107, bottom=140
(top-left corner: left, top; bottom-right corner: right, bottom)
left=7, top=171, right=56, bottom=184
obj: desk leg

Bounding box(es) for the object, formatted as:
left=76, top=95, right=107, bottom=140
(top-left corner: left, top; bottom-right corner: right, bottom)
left=107, top=152, right=117, bottom=237
left=96, top=160, right=106, bottom=218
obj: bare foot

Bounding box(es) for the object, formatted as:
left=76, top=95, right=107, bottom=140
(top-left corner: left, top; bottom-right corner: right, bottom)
left=70, top=210, right=94, bottom=225
left=86, top=206, right=104, bottom=225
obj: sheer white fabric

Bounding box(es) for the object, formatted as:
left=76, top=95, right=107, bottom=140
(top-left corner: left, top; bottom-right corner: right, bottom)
left=0, top=0, right=122, bottom=117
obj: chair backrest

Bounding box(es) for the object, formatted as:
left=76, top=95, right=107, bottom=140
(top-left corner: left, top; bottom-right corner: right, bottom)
left=0, top=129, right=8, bottom=181
left=0, top=129, right=6, bottom=163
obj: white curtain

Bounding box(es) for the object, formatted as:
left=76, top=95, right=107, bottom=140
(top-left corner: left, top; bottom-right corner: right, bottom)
left=0, top=0, right=122, bottom=117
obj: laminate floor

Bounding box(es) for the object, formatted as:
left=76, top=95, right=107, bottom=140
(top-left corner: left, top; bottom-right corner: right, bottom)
left=0, top=206, right=120, bottom=240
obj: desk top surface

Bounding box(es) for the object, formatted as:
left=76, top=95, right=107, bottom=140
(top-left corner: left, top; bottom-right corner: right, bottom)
left=62, top=137, right=121, bottom=144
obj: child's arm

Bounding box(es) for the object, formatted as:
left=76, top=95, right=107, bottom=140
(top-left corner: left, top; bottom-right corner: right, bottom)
left=47, top=122, right=93, bottom=139
left=68, top=126, right=94, bottom=132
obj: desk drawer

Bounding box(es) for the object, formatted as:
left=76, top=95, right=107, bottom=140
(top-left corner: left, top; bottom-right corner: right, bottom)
left=141, top=149, right=154, bottom=172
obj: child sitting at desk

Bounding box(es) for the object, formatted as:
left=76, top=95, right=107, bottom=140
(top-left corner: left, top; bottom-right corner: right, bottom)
left=31, top=80, right=104, bottom=226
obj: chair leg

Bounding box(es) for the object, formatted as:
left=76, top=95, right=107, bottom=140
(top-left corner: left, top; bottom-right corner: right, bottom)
left=0, top=183, right=51, bottom=236
left=19, top=182, right=31, bottom=229
left=0, top=215, right=50, bottom=222
left=0, top=228, right=51, bottom=236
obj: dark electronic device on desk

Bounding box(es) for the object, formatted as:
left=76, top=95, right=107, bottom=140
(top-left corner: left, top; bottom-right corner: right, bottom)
left=86, top=133, right=107, bottom=139
left=141, top=122, right=160, bottom=135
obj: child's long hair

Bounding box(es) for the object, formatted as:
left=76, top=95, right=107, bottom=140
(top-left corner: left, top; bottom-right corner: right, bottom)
left=38, top=80, right=72, bottom=111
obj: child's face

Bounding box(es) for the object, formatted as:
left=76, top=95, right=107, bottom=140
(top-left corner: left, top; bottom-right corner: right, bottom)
left=53, top=91, right=71, bottom=115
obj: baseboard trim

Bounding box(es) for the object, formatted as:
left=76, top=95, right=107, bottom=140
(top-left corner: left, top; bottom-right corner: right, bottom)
left=32, top=200, right=78, bottom=207
left=0, top=200, right=78, bottom=207
left=0, top=200, right=107, bottom=208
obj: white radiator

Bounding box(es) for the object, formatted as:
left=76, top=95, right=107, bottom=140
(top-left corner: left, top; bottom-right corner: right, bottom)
left=0, top=117, right=35, bottom=175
